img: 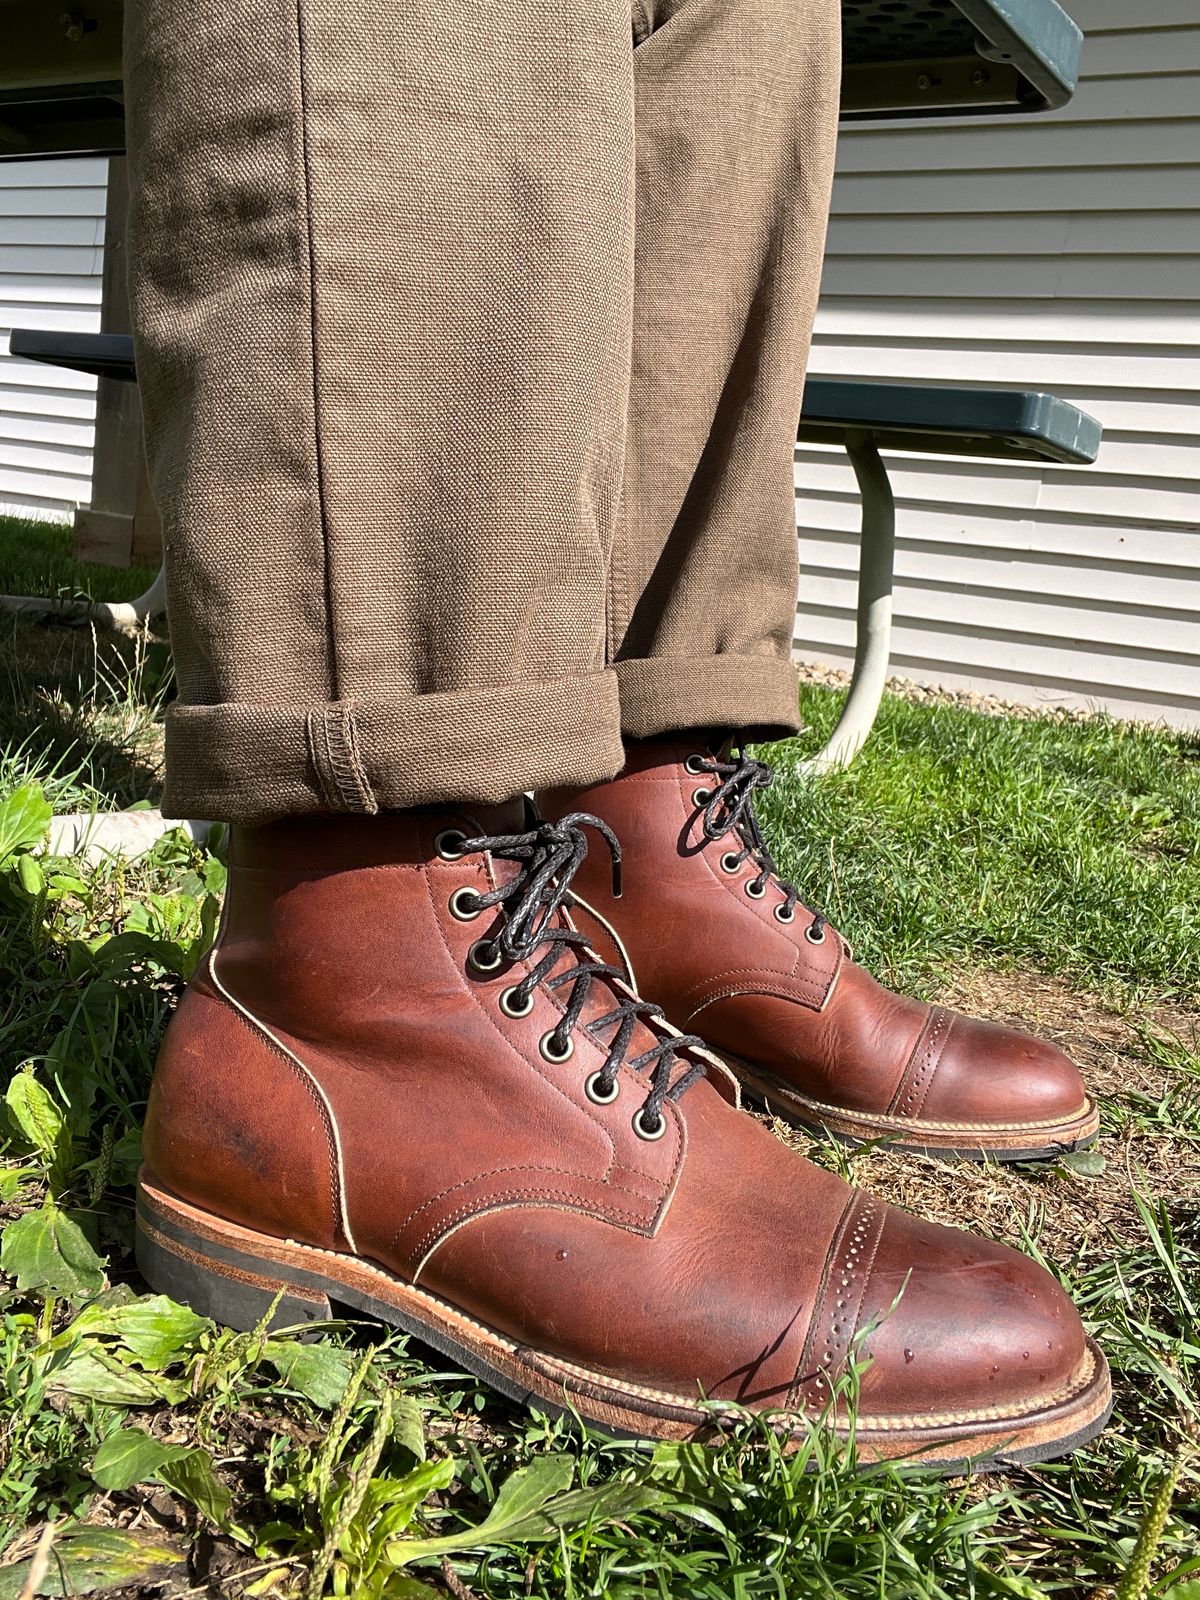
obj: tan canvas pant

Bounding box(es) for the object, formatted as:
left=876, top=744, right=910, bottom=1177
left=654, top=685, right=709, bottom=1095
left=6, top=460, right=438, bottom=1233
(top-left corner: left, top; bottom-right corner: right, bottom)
left=124, top=0, right=840, bottom=823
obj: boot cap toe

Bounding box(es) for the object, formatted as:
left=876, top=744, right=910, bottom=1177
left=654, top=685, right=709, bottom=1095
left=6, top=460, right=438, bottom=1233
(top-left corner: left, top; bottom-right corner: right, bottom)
left=848, top=1208, right=1091, bottom=1428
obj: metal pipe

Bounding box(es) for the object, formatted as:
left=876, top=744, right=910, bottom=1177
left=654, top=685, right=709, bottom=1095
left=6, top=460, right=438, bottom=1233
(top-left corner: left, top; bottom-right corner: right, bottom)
left=0, top=564, right=167, bottom=630
left=798, top=429, right=896, bottom=773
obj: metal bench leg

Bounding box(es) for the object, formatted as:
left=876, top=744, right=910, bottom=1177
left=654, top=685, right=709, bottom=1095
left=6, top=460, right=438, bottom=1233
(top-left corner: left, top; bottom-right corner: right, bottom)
left=798, top=429, right=895, bottom=773
left=0, top=563, right=167, bottom=630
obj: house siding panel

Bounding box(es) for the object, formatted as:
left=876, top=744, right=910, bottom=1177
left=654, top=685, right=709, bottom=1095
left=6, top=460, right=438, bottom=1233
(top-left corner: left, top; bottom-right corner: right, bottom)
left=0, top=158, right=105, bottom=518
left=797, top=2, right=1200, bottom=726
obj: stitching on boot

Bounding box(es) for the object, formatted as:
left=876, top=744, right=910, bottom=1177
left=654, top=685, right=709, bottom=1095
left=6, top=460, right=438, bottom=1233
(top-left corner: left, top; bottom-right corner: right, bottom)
left=305, top=703, right=379, bottom=813
left=798, top=1196, right=886, bottom=1412
left=812, top=1196, right=889, bottom=1408
left=423, top=821, right=691, bottom=1241
left=888, top=1006, right=953, bottom=1120
left=388, top=1163, right=666, bottom=1269
left=425, top=846, right=683, bottom=1192
left=144, top=1190, right=1103, bottom=1432
left=566, top=891, right=637, bottom=988
left=207, top=950, right=358, bottom=1252
left=788, top=1192, right=859, bottom=1410
left=721, top=1051, right=1094, bottom=1134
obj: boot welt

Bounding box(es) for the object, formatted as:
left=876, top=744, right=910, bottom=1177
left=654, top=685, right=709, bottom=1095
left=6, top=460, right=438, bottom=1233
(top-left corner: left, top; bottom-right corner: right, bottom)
left=720, top=1054, right=1101, bottom=1162
left=135, top=1171, right=1111, bottom=1471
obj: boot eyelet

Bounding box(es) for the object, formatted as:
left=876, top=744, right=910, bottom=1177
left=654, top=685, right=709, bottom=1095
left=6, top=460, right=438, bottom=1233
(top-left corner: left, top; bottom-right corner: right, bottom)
left=633, top=1107, right=667, bottom=1142
left=449, top=887, right=482, bottom=922
left=468, top=938, right=504, bottom=974
left=499, top=985, right=534, bottom=1018
left=774, top=903, right=796, bottom=924
left=692, top=787, right=711, bottom=807
left=584, top=1070, right=619, bottom=1105
left=435, top=829, right=467, bottom=861
left=720, top=852, right=742, bottom=875
left=805, top=923, right=826, bottom=945
left=539, top=1030, right=574, bottom=1064
left=684, top=755, right=708, bottom=776
left=744, top=880, right=766, bottom=900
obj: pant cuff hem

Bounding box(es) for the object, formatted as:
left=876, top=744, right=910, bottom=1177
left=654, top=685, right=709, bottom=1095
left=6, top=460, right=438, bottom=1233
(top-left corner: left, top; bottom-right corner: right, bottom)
left=162, top=672, right=624, bottom=823
left=613, top=655, right=801, bottom=742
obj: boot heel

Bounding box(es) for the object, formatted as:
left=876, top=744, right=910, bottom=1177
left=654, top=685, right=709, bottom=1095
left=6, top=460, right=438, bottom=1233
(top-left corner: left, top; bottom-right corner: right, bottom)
left=135, top=1176, right=333, bottom=1334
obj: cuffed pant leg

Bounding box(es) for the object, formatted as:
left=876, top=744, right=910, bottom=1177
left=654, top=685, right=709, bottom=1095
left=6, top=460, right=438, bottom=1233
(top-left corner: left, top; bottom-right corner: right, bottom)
left=125, top=0, right=636, bottom=822
left=611, top=0, right=841, bottom=744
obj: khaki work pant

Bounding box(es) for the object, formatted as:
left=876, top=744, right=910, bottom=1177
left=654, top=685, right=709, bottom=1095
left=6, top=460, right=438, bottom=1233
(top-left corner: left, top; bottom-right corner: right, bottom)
left=124, top=0, right=840, bottom=823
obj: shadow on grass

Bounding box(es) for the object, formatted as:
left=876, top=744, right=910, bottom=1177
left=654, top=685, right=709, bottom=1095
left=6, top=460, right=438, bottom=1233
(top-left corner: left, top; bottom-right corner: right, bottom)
left=0, top=616, right=167, bottom=812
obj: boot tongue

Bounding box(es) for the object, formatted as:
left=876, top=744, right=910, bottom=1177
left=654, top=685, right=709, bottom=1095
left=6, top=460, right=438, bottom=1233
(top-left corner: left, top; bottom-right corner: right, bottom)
left=554, top=890, right=688, bottom=1080
left=452, top=796, right=532, bottom=839
left=485, top=812, right=686, bottom=1077
left=693, top=727, right=737, bottom=760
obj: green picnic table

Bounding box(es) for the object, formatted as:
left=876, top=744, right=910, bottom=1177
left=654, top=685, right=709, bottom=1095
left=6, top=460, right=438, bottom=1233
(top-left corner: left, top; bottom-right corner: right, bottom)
left=1, top=0, right=1102, bottom=770
left=0, top=0, right=1086, bottom=157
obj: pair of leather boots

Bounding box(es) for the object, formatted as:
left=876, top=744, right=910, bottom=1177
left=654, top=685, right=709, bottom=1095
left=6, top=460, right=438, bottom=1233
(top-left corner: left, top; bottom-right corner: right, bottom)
left=136, top=739, right=1110, bottom=1469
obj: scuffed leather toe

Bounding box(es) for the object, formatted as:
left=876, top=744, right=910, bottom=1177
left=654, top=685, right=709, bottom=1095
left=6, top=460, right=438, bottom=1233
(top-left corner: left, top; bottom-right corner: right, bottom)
left=850, top=1207, right=1089, bottom=1424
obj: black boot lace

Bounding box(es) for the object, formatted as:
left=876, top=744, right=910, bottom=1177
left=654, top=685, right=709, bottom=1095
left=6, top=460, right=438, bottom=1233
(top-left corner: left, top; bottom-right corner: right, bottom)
left=458, top=812, right=707, bottom=1134
left=689, top=748, right=829, bottom=942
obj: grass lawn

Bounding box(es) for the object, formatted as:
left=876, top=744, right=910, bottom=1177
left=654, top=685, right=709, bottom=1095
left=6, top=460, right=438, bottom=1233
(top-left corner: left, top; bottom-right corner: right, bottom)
left=0, top=517, right=1197, bottom=1597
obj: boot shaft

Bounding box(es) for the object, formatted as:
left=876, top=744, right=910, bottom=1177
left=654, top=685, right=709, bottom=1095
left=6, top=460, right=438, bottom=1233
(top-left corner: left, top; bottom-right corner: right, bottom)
left=218, top=804, right=524, bottom=1038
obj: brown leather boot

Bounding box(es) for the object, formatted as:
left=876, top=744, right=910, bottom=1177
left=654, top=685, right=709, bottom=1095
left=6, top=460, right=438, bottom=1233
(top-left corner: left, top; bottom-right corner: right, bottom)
left=540, top=740, right=1100, bottom=1161
left=135, top=805, right=1109, bottom=1465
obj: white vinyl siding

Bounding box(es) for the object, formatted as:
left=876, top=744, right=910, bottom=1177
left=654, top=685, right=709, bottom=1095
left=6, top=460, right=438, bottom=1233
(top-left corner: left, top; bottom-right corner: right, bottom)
left=797, top=0, right=1200, bottom=728
left=0, top=157, right=105, bottom=517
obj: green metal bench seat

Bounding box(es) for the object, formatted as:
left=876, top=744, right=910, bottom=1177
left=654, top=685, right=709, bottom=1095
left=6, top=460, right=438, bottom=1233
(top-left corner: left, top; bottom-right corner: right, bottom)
left=793, top=377, right=1100, bottom=768
left=800, top=380, right=1100, bottom=465
left=9, top=329, right=139, bottom=385
left=7, top=329, right=1102, bottom=770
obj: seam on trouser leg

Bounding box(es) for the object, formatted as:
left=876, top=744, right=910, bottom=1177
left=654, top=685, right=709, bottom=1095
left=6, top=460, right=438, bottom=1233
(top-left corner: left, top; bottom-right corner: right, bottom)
left=305, top=704, right=378, bottom=814
left=293, top=0, right=340, bottom=702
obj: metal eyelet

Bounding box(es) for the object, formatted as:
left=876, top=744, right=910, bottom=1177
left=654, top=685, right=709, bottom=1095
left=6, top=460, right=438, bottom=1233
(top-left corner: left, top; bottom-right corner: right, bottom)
left=805, top=922, right=826, bottom=945
left=684, top=755, right=708, bottom=776
left=434, top=829, right=467, bottom=861
left=692, top=787, right=711, bottom=807
left=584, top=1071, right=619, bottom=1105
left=448, top=887, right=482, bottom=922
left=539, top=1030, right=574, bottom=1064
left=774, top=903, right=796, bottom=924
left=744, top=880, right=766, bottom=900
left=720, top=852, right=742, bottom=875
left=468, top=938, right=504, bottom=974
left=499, top=985, right=534, bottom=1018
left=633, top=1107, right=667, bottom=1142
